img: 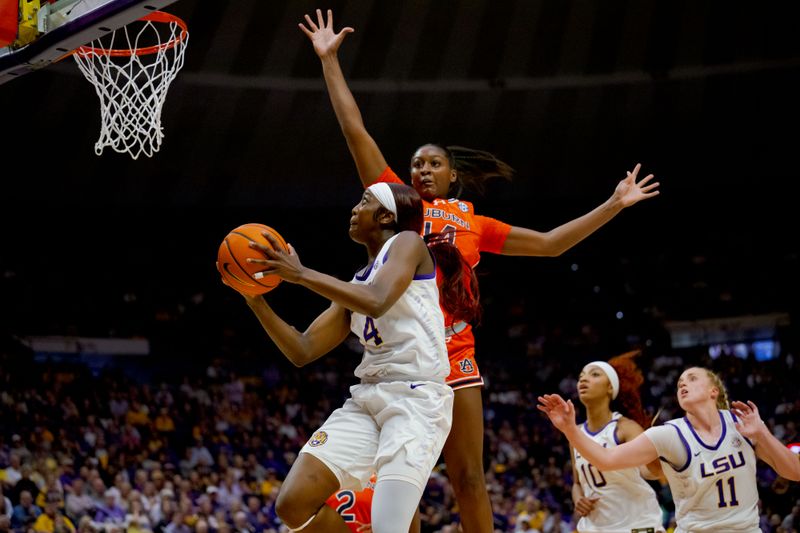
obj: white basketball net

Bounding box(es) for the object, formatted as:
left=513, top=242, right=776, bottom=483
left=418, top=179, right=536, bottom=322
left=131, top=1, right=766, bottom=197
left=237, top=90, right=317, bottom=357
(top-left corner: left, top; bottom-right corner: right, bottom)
left=73, top=14, right=188, bottom=159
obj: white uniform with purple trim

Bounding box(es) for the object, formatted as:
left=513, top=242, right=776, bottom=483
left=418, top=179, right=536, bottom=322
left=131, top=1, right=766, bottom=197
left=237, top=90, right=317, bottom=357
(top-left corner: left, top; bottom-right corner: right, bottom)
left=573, top=413, right=664, bottom=533
left=644, top=410, right=759, bottom=533
left=300, top=233, right=454, bottom=493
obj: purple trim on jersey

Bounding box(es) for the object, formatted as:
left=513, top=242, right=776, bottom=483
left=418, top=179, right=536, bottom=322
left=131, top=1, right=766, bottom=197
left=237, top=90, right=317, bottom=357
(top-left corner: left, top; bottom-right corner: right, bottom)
left=582, top=417, right=618, bottom=437
left=684, top=411, right=727, bottom=450
left=354, top=262, right=376, bottom=281
left=728, top=410, right=755, bottom=448
left=613, top=424, right=622, bottom=445
left=412, top=245, right=437, bottom=280
left=662, top=422, right=692, bottom=472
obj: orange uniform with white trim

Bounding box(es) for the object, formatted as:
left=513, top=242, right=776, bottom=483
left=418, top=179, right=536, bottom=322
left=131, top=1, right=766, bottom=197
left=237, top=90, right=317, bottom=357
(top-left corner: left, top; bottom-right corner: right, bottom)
left=377, top=167, right=511, bottom=389
left=325, top=475, right=376, bottom=532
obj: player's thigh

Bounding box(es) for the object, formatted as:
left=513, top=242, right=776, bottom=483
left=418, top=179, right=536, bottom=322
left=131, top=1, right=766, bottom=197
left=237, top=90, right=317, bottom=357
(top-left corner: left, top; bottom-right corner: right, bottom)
left=372, top=382, right=453, bottom=491
left=300, top=398, right=381, bottom=491
left=443, top=385, right=485, bottom=467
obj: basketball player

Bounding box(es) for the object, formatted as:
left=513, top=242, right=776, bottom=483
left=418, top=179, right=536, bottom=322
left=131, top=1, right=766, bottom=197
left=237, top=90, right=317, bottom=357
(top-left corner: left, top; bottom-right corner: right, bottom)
left=224, top=182, right=478, bottom=533
left=300, top=10, right=660, bottom=532
left=539, top=367, right=800, bottom=532
left=571, top=352, right=665, bottom=533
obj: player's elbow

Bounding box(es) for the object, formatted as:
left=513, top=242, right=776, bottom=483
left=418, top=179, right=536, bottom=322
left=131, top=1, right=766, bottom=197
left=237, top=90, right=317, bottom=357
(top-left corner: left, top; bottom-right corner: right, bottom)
left=364, top=301, right=390, bottom=318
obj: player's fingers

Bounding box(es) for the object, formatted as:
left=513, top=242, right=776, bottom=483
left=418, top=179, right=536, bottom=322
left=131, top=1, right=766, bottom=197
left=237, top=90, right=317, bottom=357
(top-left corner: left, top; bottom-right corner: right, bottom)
left=747, top=400, right=759, bottom=412
left=637, top=173, right=656, bottom=185
left=338, top=27, right=355, bottom=37
left=261, top=232, right=285, bottom=252
left=298, top=23, right=313, bottom=38
left=304, top=14, right=318, bottom=31
left=253, top=269, right=278, bottom=280
left=326, top=9, right=333, bottom=28
left=316, top=8, right=325, bottom=28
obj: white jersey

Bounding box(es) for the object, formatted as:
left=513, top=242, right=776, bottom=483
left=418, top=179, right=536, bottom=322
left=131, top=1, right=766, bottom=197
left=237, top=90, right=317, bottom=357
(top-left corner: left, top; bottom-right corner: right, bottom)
left=644, top=410, right=759, bottom=533
left=573, top=413, right=664, bottom=533
left=350, top=233, right=448, bottom=382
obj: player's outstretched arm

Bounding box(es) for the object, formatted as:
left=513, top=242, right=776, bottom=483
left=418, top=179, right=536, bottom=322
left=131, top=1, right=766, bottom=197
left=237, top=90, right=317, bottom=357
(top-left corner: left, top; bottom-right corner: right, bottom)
left=538, top=394, right=659, bottom=471
left=251, top=231, right=426, bottom=319
left=500, top=163, right=660, bottom=256
left=299, top=9, right=388, bottom=186
left=732, top=400, right=800, bottom=481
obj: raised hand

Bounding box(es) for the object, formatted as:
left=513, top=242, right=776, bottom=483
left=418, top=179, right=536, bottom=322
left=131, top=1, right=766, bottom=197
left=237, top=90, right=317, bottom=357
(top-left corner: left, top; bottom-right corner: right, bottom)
left=298, top=8, right=354, bottom=59
left=536, top=394, right=577, bottom=433
left=248, top=232, right=306, bottom=283
left=731, top=400, right=767, bottom=441
left=612, top=163, right=660, bottom=208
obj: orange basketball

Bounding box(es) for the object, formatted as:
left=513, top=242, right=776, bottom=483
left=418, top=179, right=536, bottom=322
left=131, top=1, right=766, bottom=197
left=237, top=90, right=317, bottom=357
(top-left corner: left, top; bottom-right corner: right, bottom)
left=217, top=223, right=288, bottom=296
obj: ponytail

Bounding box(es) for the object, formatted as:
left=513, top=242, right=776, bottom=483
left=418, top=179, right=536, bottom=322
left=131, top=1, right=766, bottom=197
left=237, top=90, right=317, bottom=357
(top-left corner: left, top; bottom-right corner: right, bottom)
left=424, top=234, right=481, bottom=325
left=424, top=144, right=515, bottom=196
left=609, top=350, right=649, bottom=429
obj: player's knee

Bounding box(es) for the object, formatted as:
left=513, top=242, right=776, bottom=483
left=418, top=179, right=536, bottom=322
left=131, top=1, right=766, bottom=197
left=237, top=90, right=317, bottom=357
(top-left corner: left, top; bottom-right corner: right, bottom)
left=274, top=489, right=315, bottom=529
left=449, top=466, right=486, bottom=496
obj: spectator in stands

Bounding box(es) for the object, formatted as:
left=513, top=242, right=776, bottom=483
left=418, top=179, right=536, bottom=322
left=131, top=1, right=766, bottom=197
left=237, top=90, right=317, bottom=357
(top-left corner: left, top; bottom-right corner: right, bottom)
left=9, top=437, right=31, bottom=466
left=188, top=440, right=214, bottom=471
left=93, top=490, right=125, bottom=530
left=11, top=489, right=41, bottom=530
left=782, top=504, right=800, bottom=532
left=65, top=478, right=94, bottom=524
left=232, top=510, right=253, bottom=533
left=2, top=454, right=22, bottom=493
left=32, top=493, right=75, bottom=533
left=123, top=498, right=152, bottom=533
left=162, top=510, right=189, bottom=533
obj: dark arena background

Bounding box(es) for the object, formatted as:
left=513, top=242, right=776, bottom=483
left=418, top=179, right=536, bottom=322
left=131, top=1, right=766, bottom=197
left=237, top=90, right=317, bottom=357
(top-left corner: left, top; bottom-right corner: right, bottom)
left=1, top=1, right=799, bottom=531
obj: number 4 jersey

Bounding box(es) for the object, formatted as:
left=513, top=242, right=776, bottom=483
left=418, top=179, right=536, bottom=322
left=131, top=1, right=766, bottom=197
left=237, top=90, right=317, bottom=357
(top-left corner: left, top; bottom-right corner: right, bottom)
left=573, top=413, right=664, bottom=533
left=644, top=410, right=759, bottom=533
left=350, top=233, right=449, bottom=383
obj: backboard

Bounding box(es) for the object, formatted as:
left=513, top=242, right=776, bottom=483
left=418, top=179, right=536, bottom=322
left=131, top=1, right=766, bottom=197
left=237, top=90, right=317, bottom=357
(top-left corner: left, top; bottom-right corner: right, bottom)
left=0, top=0, right=180, bottom=84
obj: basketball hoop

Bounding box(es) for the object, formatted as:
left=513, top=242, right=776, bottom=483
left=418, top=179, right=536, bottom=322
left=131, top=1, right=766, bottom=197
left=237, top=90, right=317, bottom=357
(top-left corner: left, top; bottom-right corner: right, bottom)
left=72, top=11, right=188, bottom=159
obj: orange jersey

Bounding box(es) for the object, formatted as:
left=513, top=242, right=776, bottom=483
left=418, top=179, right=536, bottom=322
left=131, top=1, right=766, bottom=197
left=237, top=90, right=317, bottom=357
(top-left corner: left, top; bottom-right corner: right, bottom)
left=377, top=167, right=511, bottom=268
left=325, top=479, right=375, bottom=531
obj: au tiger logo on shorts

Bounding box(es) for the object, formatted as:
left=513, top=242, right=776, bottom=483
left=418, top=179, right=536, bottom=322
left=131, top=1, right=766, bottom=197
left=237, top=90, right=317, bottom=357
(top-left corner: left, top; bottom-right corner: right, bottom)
left=459, top=358, right=475, bottom=374
left=309, top=431, right=328, bottom=447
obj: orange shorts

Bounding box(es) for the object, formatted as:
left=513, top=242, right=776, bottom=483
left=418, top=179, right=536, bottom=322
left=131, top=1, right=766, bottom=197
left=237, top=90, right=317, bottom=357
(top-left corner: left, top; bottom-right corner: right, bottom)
left=445, top=322, right=483, bottom=390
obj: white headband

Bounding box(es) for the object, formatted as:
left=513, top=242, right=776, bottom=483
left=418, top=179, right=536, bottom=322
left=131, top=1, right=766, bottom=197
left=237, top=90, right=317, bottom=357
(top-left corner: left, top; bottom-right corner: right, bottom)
left=367, top=183, right=397, bottom=218
left=585, top=361, right=620, bottom=399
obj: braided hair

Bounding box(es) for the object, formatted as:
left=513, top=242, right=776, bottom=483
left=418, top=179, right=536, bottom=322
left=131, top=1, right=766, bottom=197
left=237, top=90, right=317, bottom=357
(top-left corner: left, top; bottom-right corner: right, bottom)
left=422, top=144, right=515, bottom=197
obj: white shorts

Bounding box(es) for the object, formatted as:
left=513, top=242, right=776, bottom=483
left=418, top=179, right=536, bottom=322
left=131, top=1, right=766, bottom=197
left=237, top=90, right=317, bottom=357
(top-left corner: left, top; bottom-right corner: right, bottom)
left=300, top=381, right=453, bottom=493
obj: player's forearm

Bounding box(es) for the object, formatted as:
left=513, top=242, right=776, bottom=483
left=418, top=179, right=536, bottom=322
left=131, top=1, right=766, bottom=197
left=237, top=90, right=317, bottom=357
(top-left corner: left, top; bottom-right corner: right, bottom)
left=320, top=54, right=366, bottom=137
left=564, top=426, right=631, bottom=471
left=756, top=429, right=800, bottom=481
left=297, top=268, right=393, bottom=318
left=245, top=298, right=317, bottom=366
left=502, top=196, right=624, bottom=257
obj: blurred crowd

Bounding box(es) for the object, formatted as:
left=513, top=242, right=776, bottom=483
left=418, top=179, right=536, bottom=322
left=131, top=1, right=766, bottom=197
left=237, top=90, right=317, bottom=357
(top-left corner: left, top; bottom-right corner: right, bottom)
left=0, top=310, right=798, bottom=533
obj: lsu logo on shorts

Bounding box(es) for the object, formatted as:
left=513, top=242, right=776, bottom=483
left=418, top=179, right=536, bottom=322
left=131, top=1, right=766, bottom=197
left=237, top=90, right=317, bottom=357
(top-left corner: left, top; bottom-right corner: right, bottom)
left=309, top=431, right=328, bottom=447
left=459, top=358, right=475, bottom=374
